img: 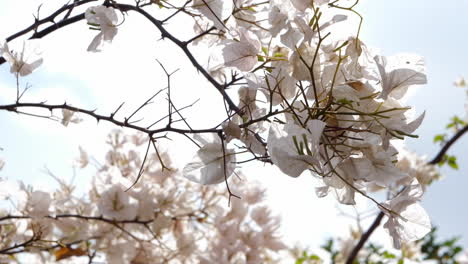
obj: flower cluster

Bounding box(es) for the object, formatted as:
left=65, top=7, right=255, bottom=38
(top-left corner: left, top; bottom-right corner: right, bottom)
left=180, top=0, right=431, bottom=248
left=0, top=0, right=436, bottom=253
left=0, top=131, right=285, bottom=263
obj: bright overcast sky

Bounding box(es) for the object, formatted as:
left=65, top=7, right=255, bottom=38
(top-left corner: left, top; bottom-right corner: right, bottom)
left=1, top=0, right=467, bottom=252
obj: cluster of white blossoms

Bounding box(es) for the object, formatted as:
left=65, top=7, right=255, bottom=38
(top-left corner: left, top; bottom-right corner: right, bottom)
left=182, top=0, right=431, bottom=249
left=0, top=131, right=285, bottom=263
left=0, top=0, right=438, bottom=257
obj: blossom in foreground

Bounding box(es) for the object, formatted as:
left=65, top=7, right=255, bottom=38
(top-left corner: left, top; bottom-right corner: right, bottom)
left=267, top=120, right=325, bottom=177
left=0, top=39, right=43, bottom=76
left=222, top=28, right=261, bottom=72
left=183, top=134, right=236, bottom=184
left=375, top=54, right=427, bottom=100
left=85, top=6, right=119, bottom=52
left=382, top=180, right=431, bottom=249
left=192, top=0, right=233, bottom=30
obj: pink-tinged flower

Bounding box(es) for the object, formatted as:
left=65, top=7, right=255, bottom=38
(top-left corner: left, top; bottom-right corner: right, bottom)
left=85, top=6, right=119, bottom=52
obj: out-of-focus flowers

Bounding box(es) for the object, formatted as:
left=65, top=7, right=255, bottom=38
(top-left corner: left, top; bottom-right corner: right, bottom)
left=0, top=131, right=285, bottom=263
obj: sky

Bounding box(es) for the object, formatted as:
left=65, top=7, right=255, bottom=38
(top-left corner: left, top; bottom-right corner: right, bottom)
left=0, top=0, right=468, bottom=255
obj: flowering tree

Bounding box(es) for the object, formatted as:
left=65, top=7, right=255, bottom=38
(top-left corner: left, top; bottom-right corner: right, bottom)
left=0, top=0, right=467, bottom=263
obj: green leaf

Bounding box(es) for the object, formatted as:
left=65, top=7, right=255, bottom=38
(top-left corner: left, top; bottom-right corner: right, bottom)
left=308, top=254, right=320, bottom=260
left=337, top=98, right=353, bottom=105
left=321, top=239, right=334, bottom=252
left=257, top=55, right=265, bottom=62
left=447, top=155, right=459, bottom=170
left=382, top=251, right=396, bottom=259
left=273, top=52, right=284, bottom=58
left=433, top=134, right=446, bottom=143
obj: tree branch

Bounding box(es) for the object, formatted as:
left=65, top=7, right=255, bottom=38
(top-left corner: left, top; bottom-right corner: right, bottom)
left=108, top=3, right=241, bottom=114
left=0, top=0, right=96, bottom=65
left=429, top=125, right=468, bottom=165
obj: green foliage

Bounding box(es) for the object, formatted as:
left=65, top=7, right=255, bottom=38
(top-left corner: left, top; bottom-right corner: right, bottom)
left=446, top=116, right=466, bottom=131
left=433, top=134, right=446, bottom=143
left=438, top=154, right=459, bottom=170
left=294, top=228, right=465, bottom=264
left=433, top=114, right=465, bottom=170
left=420, top=228, right=464, bottom=264
left=295, top=251, right=322, bottom=264
left=321, top=238, right=339, bottom=263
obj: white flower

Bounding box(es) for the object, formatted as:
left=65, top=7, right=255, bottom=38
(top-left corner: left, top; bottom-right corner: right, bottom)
left=61, top=109, right=82, bottom=127
left=176, top=233, right=197, bottom=257
left=357, top=144, right=408, bottom=187
left=222, top=120, right=241, bottom=142
left=0, top=39, right=43, bottom=76
left=105, top=240, right=137, bottom=264
left=97, top=184, right=138, bottom=221
left=75, top=146, right=89, bottom=169
left=183, top=134, right=236, bottom=184
left=268, top=0, right=290, bottom=37
left=291, top=43, right=322, bottom=81
left=396, top=149, right=441, bottom=187
left=222, top=28, right=261, bottom=72
left=262, top=62, right=297, bottom=105
left=267, top=120, right=325, bottom=177
left=375, top=54, right=427, bottom=100
left=382, top=180, right=431, bottom=249
left=85, top=6, right=119, bottom=52
left=453, top=76, right=466, bottom=87
left=290, top=0, right=311, bottom=12
left=193, top=0, right=233, bottom=30
left=26, top=190, right=51, bottom=218
left=152, top=213, right=172, bottom=236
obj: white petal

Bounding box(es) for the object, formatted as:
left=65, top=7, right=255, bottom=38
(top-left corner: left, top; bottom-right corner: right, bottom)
left=400, top=111, right=425, bottom=135
left=267, top=121, right=325, bottom=177
left=87, top=32, right=105, bottom=52
left=193, top=0, right=233, bottom=30
left=183, top=143, right=236, bottom=185
left=376, top=54, right=427, bottom=100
